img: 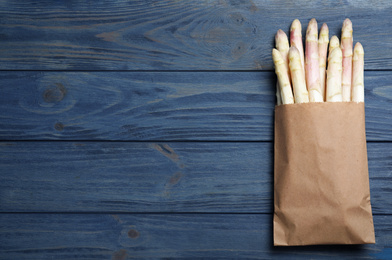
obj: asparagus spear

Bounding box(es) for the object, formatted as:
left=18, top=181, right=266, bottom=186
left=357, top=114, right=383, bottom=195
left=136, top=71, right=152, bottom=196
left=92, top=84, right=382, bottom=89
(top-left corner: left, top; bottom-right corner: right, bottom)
left=352, top=42, right=364, bottom=102
left=318, top=23, right=329, bottom=101
left=305, top=18, right=323, bottom=102
left=290, top=19, right=305, bottom=78
left=289, top=46, right=309, bottom=103
left=275, top=29, right=290, bottom=66
left=272, top=48, right=294, bottom=104
left=275, top=29, right=290, bottom=105
left=326, top=47, right=343, bottom=102
left=341, top=18, right=353, bottom=101
left=329, top=35, right=340, bottom=53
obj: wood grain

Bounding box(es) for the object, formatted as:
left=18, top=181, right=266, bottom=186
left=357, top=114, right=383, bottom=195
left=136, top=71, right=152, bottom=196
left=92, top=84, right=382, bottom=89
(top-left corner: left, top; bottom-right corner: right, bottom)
left=0, top=142, right=390, bottom=214
left=1, top=1, right=392, bottom=259
left=0, top=213, right=391, bottom=259
left=0, top=71, right=391, bottom=141
left=1, top=0, right=392, bottom=70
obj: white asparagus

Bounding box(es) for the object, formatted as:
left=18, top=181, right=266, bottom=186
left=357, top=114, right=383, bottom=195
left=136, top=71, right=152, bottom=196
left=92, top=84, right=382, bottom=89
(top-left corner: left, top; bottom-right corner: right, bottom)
left=305, top=18, right=323, bottom=102
left=318, top=23, right=329, bottom=101
left=329, top=35, right=340, bottom=54
left=341, top=18, right=354, bottom=101
left=289, top=46, right=309, bottom=103
left=326, top=47, right=343, bottom=102
left=272, top=48, right=294, bottom=104
left=290, top=19, right=305, bottom=78
left=275, top=29, right=290, bottom=68
left=352, top=42, right=365, bottom=102
left=275, top=29, right=291, bottom=105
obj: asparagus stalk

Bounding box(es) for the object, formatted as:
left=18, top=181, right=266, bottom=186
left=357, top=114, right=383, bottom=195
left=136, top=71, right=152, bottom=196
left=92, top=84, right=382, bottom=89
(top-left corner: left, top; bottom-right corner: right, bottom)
left=275, top=29, right=290, bottom=105
left=290, top=19, right=305, bottom=78
left=341, top=18, right=353, bottom=101
left=272, top=48, right=294, bottom=104
left=352, top=42, right=364, bottom=102
left=275, top=29, right=291, bottom=81
left=305, top=18, right=323, bottom=102
left=329, top=35, right=340, bottom=53
left=289, top=46, right=309, bottom=103
left=326, top=47, right=343, bottom=102
left=276, top=30, right=290, bottom=64
left=318, top=23, right=329, bottom=101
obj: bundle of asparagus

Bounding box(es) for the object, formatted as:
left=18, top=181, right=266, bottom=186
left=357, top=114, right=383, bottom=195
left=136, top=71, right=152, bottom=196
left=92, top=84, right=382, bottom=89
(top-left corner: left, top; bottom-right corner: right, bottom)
left=273, top=18, right=364, bottom=105
left=272, top=19, right=375, bottom=247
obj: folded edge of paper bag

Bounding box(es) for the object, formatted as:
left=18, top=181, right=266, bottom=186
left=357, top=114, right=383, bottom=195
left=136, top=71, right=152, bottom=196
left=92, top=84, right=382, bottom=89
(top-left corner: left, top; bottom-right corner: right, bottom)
left=273, top=102, right=375, bottom=246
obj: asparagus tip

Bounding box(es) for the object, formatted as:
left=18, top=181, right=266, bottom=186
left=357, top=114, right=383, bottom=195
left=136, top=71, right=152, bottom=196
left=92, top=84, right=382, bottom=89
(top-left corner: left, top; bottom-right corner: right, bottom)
left=329, top=35, right=340, bottom=50
left=328, top=46, right=342, bottom=62
left=342, top=18, right=353, bottom=38
left=319, top=23, right=329, bottom=43
left=343, top=18, right=352, bottom=28
left=354, top=42, right=364, bottom=56
left=290, top=19, right=301, bottom=31
left=306, top=18, right=318, bottom=41
left=275, top=29, right=287, bottom=41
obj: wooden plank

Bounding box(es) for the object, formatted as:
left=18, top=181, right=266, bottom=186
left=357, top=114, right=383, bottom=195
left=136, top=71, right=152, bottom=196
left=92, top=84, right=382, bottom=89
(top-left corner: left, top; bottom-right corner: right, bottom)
left=1, top=1, right=392, bottom=70
left=0, top=71, right=273, bottom=141
left=0, top=142, right=390, bottom=214
left=0, top=213, right=390, bottom=259
left=0, top=71, right=391, bottom=141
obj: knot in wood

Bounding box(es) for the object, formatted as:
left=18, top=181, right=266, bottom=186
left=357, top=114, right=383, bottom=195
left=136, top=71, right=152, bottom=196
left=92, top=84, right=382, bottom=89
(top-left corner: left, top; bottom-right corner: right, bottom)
left=43, top=83, right=67, bottom=103
left=54, top=122, right=64, bottom=131
left=127, top=229, right=139, bottom=239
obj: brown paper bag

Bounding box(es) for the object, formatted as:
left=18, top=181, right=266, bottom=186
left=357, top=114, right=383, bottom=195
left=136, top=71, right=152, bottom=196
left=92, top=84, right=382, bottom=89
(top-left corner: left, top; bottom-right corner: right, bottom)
left=274, top=102, right=375, bottom=246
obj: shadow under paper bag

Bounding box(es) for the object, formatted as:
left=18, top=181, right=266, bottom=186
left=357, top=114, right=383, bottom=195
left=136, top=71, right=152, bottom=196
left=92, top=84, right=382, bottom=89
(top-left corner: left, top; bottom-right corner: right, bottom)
left=274, top=102, right=375, bottom=246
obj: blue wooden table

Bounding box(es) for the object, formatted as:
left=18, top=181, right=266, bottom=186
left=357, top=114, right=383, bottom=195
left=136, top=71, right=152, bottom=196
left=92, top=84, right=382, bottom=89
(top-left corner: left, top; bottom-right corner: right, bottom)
left=1, top=1, right=391, bottom=259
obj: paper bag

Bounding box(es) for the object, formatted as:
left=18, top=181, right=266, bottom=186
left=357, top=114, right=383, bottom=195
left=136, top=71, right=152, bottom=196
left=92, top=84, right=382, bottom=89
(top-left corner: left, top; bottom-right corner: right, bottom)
left=274, top=102, right=375, bottom=246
